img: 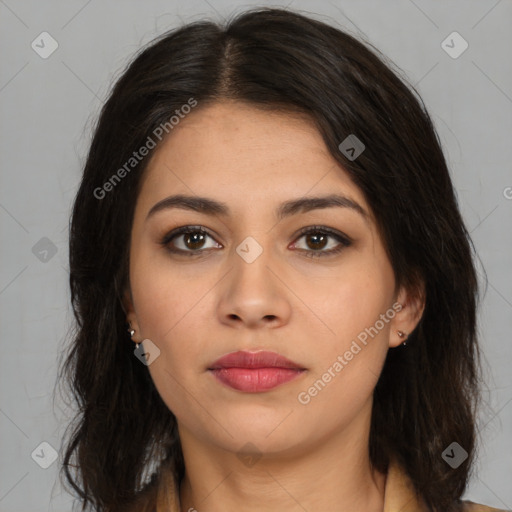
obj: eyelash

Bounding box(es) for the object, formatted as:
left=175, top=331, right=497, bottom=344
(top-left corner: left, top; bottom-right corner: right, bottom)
left=160, top=225, right=352, bottom=259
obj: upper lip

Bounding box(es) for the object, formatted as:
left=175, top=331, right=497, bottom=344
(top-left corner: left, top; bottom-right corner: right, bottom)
left=208, top=350, right=306, bottom=370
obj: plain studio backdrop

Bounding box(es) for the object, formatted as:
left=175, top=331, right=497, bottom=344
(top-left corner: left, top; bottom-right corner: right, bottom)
left=0, top=1, right=511, bottom=511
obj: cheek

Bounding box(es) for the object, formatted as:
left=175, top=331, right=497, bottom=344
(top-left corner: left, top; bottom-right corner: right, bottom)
left=129, top=251, right=216, bottom=406
left=305, top=260, right=394, bottom=345
left=131, top=277, right=203, bottom=417
left=299, top=256, right=394, bottom=402
left=296, top=280, right=392, bottom=421
left=130, top=244, right=211, bottom=340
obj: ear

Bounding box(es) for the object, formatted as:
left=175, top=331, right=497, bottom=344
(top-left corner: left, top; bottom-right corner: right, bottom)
left=122, top=286, right=140, bottom=341
left=388, top=281, right=426, bottom=348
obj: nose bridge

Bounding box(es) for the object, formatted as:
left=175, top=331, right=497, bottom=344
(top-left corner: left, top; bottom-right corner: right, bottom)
left=216, top=232, right=291, bottom=327
left=230, top=233, right=276, bottom=299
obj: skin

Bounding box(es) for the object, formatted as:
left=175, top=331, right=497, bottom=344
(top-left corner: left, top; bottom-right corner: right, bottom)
left=124, top=100, right=425, bottom=512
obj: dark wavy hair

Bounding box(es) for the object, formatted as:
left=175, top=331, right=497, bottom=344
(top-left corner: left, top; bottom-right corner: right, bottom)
left=58, top=7, right=482, bottom=512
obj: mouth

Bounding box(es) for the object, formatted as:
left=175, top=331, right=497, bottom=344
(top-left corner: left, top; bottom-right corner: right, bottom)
left=207, top=350, right=307, bottom=392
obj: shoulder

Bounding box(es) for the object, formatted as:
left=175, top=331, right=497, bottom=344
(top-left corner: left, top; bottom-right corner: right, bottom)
left=384, top=458, right=509, bottom=512
left=460, top=500, right=510, bottom=512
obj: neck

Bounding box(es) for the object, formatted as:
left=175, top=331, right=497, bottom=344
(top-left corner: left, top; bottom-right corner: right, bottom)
left=177, top=404, right=386, bottom=512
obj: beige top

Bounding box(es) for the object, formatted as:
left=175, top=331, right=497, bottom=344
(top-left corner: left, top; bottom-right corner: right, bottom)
left=128, top=457, right=507, bottom=512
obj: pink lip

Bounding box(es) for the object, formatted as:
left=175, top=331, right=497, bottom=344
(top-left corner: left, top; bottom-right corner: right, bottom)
left=208, top=350, right=306, bottom=392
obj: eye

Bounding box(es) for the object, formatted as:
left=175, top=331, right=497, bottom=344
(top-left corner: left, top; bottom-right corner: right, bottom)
left=160, top=225, right=352, bottom=258
left=160, top=226, right=222, bottom=255
left=291, top=226, right=352, bottom=258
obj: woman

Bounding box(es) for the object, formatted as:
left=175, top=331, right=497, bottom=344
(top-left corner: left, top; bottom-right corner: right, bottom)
left=59, top=7, right=506, bottom=512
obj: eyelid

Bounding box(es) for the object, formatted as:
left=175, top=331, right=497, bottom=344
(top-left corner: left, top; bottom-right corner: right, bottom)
left=293, top=225, right=353, bottom=245
left=160, top=225, right=217, bottom=244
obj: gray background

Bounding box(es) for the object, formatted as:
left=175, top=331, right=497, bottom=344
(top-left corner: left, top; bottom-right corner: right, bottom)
left=1, top=0, right=511, bottom=510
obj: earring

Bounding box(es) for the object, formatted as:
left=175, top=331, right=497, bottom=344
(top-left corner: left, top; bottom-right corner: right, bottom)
left=397, top=330, right=408, bottom=346
left=128, top=325, right=140, bottom=349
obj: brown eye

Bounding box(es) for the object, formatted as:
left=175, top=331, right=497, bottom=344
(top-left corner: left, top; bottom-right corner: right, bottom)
left=292, top=227, right=352, bottom=258
left=304, top=232, right=329, bottom=250
left=183, top=232, right=207, bottom=250
left=161, top=226, right=221, bottom=255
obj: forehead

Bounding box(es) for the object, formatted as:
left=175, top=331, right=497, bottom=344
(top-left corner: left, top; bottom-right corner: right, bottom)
left=137, top=100, right=370, bottom=218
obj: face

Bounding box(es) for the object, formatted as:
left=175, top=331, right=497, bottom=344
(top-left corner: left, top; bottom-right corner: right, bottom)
left=124, top=100, right=421, bottom=458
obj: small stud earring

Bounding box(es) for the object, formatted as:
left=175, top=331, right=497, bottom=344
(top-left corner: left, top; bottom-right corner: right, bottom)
left=128, top=326, right=140, bottom=349
left=397, top=330, right=408, bottom=346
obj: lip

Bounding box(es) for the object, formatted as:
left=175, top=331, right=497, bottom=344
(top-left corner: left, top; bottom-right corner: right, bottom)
left=209, top=350, right=305, bottom=370
left=208, top=350, right=306, bottom=393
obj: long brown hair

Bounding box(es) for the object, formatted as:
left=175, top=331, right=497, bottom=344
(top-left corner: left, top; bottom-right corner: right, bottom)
left=59, top=7, right=481, bottom=511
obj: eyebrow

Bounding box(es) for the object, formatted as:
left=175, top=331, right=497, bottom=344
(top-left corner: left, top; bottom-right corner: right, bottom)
left=145, top=193, right=369, bottom=223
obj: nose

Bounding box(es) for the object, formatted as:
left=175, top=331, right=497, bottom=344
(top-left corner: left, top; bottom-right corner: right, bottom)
left=216, top=244, right=292, bottom=329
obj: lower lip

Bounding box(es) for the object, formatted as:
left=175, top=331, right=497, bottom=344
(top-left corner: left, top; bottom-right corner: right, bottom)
left=209, top=367, right=305, bottom=392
